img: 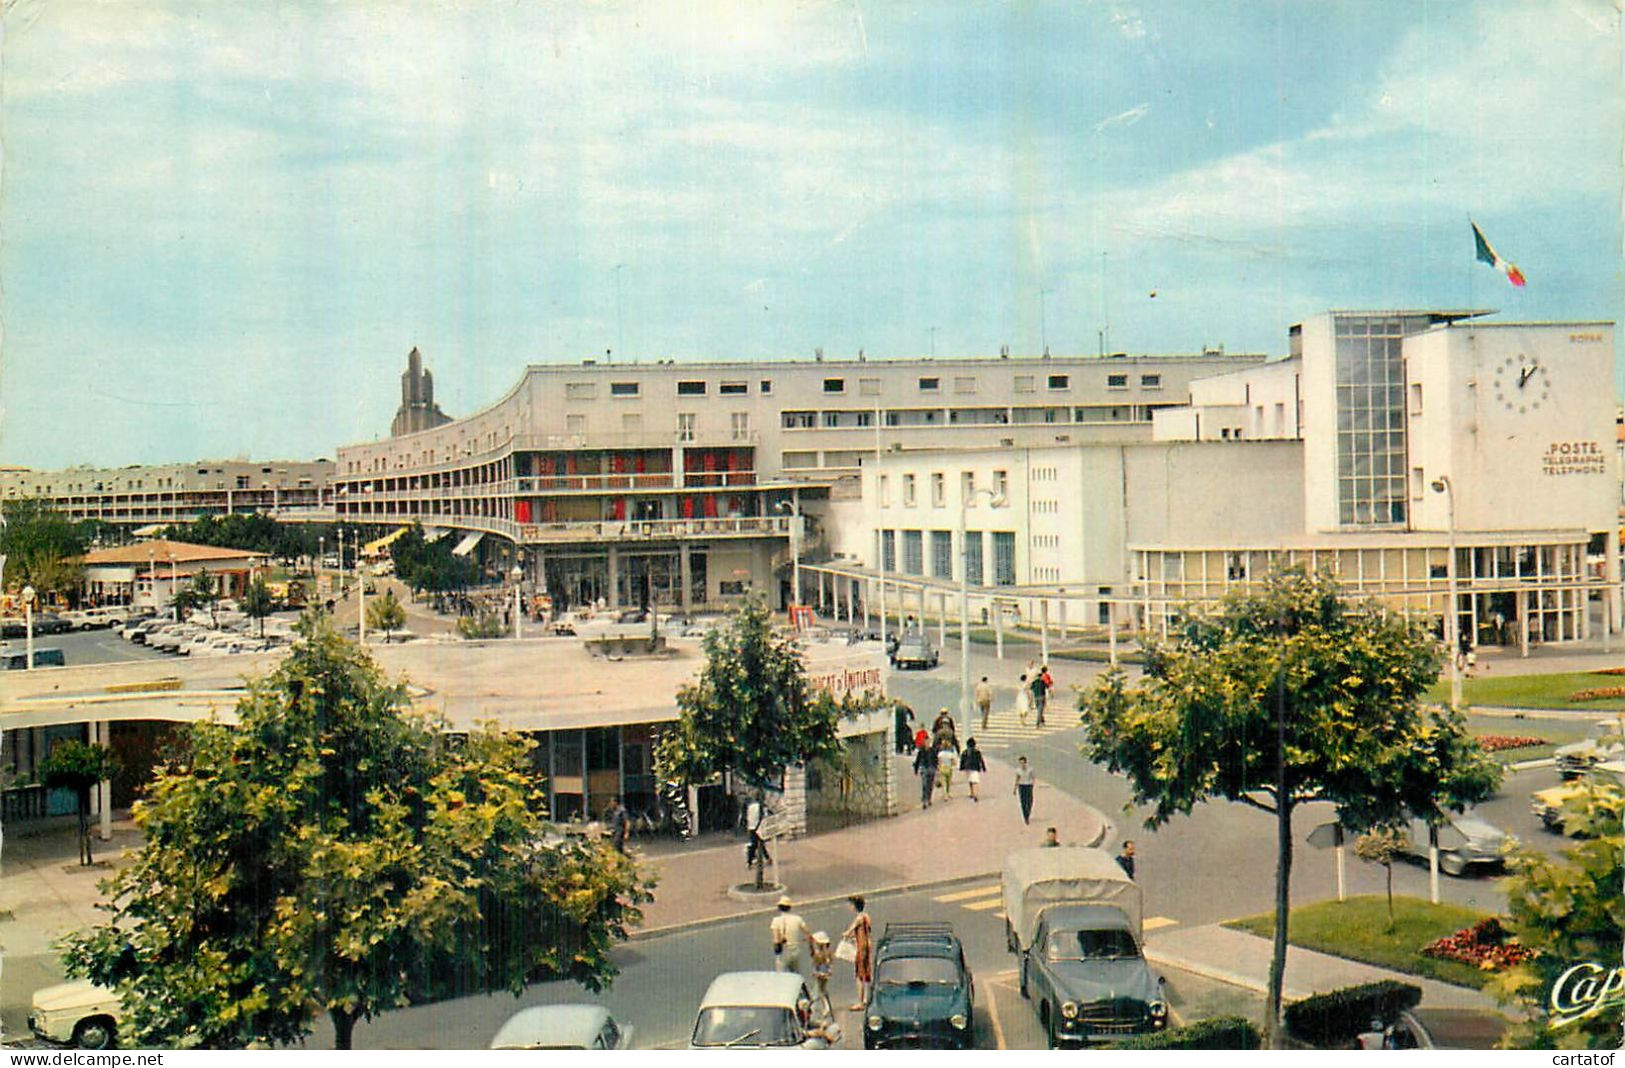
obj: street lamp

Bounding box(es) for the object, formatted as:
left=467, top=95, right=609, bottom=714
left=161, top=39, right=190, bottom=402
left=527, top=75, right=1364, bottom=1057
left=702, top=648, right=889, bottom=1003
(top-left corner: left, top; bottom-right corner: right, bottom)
left=511, top=563, right=525, bottom=640
left=168, top=553, right=179, bottom=621
left=959, top=486, right=1006, bottom=724
left=356, top=532, right=367, bottom=645
left=1430, top=477, right=1462, bottom=713
left=776, top=499, right=801, bottom=609
left=318, top=534, right=325, bottom=579
left=21, top=585, right=36, bottom=671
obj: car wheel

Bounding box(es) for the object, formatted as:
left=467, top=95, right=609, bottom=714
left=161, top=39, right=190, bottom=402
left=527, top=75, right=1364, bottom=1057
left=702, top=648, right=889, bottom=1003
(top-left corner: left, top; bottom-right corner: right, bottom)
left=1440, top=853, right=1468, bottom=877
left=1005, top=919, right=1017, bottom=953
left=73, top=1017, right=116, bottom=1050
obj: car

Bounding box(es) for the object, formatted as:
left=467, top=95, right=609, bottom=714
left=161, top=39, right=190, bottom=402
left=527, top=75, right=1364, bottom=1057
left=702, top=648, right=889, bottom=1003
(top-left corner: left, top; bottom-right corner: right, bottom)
left=29, top=979, right=121, bottom=1049
left=1531, top=764, right=1623, bottom=836
left=1398, top=811, right=1509, bottom=877
left=150, top=626, right=200, bottom=653
left=180, top=633, right=216, bottom=656
left=126, top=619, right=168, bottom=644
left=890, top=632, right=939, bottom=670
left=863, top=922, right=975, bottom=1049
left=1, top=619, right=25, bottom=639
left=1390, top=1006, right=1514, bottom=1049
left=689, top=971, right=840, bottom=1049
left=1555, top=720, right=1625, bottom=779
left=1, top=647, right=66, bottom=670
left=34, top=613, right=73, bottom=635
left=489, top=1005, right=634, bottom=1050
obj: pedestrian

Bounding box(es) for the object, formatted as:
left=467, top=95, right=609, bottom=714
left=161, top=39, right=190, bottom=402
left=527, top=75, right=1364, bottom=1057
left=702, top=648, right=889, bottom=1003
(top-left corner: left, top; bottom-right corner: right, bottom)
left=893, top=702, right=916, bottom=755
left=1116, top=840, right=1136, bottom=879
left=603, top=795, right=630, bottom=854
left=844, top=894, right=873, bottom=1011
left=913, top=739, right=939, bottom=808
left=931, top=707, right=958, bottom=754
left=1030, top=669, right=1049, bottom=728
left=974, top=675, right=994, bottom=730
left=1015, top=675, right=1032, bottom=727
left=1013, top=755, right=1035, bottom=824
left=809, top=932, right=835, bottom=1018
left=959, top=738, right=987, bottom=802
left=937, top=739, right=955, bottom=799
left=746, top=796, right=773, bottom=870
left=914, top=727, right=930, bottom=753
left=771, top=895, right=812, bottom=976
left=1042, top=826, right=1060, bottom=848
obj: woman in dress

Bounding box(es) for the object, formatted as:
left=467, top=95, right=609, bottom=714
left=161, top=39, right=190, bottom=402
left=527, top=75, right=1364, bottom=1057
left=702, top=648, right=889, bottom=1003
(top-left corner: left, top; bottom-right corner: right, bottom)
left=844, top=894, right=873, bottom=1011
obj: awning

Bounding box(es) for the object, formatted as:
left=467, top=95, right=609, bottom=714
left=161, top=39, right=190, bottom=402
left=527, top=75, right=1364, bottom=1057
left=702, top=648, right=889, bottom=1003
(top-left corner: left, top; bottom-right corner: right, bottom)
left=423, top=526, right=451, bottom=543
left=132, top=524, right=167, bottom=538
left=452, top=531, right=485, bottom=557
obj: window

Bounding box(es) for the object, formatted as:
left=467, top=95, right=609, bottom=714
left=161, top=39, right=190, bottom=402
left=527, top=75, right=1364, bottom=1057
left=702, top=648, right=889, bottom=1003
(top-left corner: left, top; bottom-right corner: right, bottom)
left=718, top=580, right=748, bottom=596
left=677, top=380, right=707, bottom=396
left=903, top=474, right=917, bottom=506
left=962, top=471, right=976, bottom=500
left=919, top=377, right=940, bottom=392
left=954, top=376, right=977, bottom=394
left=782, top=410, right=816, bottom=429
left=823, top=378, right=845, bottom=393
left=720, top=381, right=747, bottom=395
left=964, top=531, right=984, bottom=584
left=1107, top=373, right=1128, bottom=389
left=1410, top=466, right=1425, bottom=500
left=823, top=411, right=841, bottom=428
left=760, top=379, right=773, bottom=394
left=879, top=475, right=891, bottom=507
left=1141, top=374, right=1162, bottom=389
left=566, top=382, right=598, bottom=400
left=930, top=530, right=953, bottom=578
left=993, top=469, right=1009, bottom=499
left=1409, top=382, right=1423, bottom=415
left=677, top=413, right=696, bottom=442
left=1014, top=374, right=1035, bottom=393
left=610, top=382, right=640, bottom=397
left=859, top=377, right=881, bottom=396
left=931, top=473, right=945, bottom=506
left=902, top=530, right=924, bottom=575
left=1048, top=374, right=1069, bottom=390
left=993, top=532, right=1016, bottom=586
left=731, top=412, right=751, bottom=441
left=881, top=530, right=896, bottom=571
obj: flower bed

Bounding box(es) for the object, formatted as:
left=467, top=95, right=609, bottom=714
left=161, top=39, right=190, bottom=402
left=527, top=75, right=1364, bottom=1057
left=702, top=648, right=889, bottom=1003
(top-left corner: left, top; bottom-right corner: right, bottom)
left=1474, top=734, right=1547, bottom=752
left=1421, top=918, right=1536, bottom=970
left=1568, top=686, right=1625, bottom=702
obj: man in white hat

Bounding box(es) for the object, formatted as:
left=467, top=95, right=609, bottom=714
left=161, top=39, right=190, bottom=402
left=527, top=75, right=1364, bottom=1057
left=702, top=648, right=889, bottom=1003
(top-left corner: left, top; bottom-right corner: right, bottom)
left=770, top=895, right=812, bottom=977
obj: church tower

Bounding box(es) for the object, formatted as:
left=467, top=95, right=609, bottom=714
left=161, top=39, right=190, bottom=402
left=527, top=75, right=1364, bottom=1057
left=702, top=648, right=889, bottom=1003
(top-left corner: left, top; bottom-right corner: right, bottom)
left=391, top=347, right=452, bottom=436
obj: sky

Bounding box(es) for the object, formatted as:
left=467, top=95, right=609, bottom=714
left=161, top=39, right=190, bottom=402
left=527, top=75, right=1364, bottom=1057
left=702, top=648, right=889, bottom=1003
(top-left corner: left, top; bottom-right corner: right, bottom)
left=1, top=0, right=1619, bottom=469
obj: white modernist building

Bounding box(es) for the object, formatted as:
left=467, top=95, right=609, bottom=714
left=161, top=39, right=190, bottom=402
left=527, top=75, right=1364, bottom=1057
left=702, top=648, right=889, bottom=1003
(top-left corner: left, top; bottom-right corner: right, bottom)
left=826, top=310, right=1619, bottom=651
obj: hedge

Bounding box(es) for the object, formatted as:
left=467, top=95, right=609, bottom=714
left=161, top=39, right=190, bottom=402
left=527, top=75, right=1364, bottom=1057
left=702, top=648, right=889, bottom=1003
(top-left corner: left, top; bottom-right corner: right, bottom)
left=1111, top=1016, right=1261, bottom=1050
left=1283, top=980, right=1422, bottom=1048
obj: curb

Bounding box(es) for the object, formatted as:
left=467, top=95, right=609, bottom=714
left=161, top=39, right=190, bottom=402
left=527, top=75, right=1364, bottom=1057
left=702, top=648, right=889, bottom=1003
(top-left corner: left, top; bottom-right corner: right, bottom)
left=1142, top=947, right=1311, bottom=1003
left=1507, top=757, right=1556, bottom=772
left=632, top=809, right=1113, bottom=941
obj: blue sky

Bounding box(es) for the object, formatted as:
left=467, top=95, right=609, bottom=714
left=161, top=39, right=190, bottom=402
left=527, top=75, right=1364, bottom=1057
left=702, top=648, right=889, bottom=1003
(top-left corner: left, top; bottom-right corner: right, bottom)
left=2, top=0, right=1618, bottom=468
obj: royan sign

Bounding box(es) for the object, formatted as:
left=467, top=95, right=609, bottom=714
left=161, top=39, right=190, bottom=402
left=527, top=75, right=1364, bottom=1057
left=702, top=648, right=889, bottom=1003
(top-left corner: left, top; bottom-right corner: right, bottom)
left=1542, top=441, right=1607, bottom=477
left=1549, top=961, right=1625, bottom=1030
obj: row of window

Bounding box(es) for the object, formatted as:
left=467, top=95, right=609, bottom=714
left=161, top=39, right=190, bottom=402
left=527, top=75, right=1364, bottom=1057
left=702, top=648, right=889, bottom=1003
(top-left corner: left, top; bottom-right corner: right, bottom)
left=563, top=372, right=1164, bottom=401
left=566, top=380, right=774, bottom=400
left=881, top=470, right=1011, bottom=508
left=880, top=528, right=1017, bottom=585
left=782, top=404, right=1160, bottom=430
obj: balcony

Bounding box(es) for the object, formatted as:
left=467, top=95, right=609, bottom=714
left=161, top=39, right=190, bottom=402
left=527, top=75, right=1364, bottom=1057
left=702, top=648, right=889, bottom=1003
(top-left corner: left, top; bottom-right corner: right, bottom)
left=516, top=514, right=792, bottom=545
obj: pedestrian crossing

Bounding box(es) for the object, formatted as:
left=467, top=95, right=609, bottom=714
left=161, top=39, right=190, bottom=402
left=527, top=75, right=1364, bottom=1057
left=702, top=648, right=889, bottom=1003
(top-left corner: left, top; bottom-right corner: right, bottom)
left=959, top=707, right=1074, bottom=749
left=927, top=883, right=1178, bottom=934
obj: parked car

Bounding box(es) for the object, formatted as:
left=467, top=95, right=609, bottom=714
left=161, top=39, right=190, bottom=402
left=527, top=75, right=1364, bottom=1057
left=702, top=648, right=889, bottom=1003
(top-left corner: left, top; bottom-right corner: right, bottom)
left=864, top=922, right=975, bottom=1049
left=126, top=619, right=168, bottom=644
left=891, top=632, right=939, bottom=670
left=689, top=971, right=840, bottom=1049
left=1532, top=761, right=1623, bottom=836
left=1392, top=1006, right=1514, bottom=1049
left=34, top=613, right=73, bottom=635
left=1, top=647, right=66, bottom=670
left=1003, top=847, right=1167, bottom=1046
left=489, top=1005, right=634, bottom=1050
left=1398, top=811, right=1509, bottom=877
left=1555, top=720, right=1625, bottom=779
left=64, top=607, right=128, bottom=630
left=29, top=980, right=121, bottom=1049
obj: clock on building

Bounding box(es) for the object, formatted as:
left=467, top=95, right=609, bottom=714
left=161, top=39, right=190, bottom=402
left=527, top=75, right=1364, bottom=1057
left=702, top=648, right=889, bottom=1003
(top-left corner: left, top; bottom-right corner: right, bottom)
left=1491, top=354, right=1550, bottom=413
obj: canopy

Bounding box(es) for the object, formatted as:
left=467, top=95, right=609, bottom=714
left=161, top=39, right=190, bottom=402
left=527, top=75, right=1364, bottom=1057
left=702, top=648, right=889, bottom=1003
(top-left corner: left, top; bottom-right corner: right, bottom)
left=1002, top=846, right=1142, bottom=950
left=451, top=531, right=485, bottom=557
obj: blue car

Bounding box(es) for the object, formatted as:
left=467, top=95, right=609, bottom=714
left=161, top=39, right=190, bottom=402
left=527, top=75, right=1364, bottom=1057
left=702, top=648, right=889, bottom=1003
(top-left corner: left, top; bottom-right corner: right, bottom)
left=864, top=922, right=974, bottom=1049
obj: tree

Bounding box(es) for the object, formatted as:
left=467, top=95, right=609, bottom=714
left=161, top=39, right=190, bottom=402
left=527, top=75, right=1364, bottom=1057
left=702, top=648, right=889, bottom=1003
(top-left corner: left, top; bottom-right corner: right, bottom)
left=1489, top=777, right=1623, bottom=1049
left=181, top=569, right=221, bottom=626
left=62, top=615, right=651, bottom=1049
left=456, top=611, right=507, bottom=640
left=41, top=741, right=120, bottom=866
left=1, top=498, right=87, bottom=600
left=1353, top=826, right=1407, bottom=931
left=366, top=589, right=407, bottom=642
left=241, top=574, right=275, bottom=638
left=1077, top=567, right=1500, bottom=1048
left=655, top=593, right=879, bottom=888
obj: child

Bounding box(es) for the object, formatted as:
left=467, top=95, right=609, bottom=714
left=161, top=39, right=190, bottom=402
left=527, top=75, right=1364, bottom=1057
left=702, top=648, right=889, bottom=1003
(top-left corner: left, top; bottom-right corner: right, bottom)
left=809, top=931, right=835, bottom=1020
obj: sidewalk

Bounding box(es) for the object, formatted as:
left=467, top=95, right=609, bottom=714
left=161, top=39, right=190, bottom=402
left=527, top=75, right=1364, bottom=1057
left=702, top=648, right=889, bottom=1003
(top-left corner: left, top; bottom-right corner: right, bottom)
left=1145, top=923, right=1501, bottom=1011
left=635, top=754, right=1108, bottom=933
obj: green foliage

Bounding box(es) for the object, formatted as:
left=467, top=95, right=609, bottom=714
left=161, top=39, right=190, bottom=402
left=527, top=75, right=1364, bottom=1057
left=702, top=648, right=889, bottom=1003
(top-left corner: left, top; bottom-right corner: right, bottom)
left=241, top=575, right=275, bottom=638
left=1, top=499, right=88, bottom=599
left=1076, top=567, right=1499, bottom=1047
left=178, top=570, right=220, bottom=624
left=389, top=522, right=475, bottom=597
left=366, top=590, right=407, bottom=641
left=159, top=514, right=323, bottom=564
left=1283, top=981, right=1421, bottom=1048
left=60, top=615, right=651, bottom=1050
left=1490, top=777, right=1623, bottom=1049
left=1353, top=826, right=1408, bottom=930
left=42, top=741, right=119, bottom=866
left=1111, top=1016, right=1261, bottom=1049
left=456, top=611, right=508, bottom=640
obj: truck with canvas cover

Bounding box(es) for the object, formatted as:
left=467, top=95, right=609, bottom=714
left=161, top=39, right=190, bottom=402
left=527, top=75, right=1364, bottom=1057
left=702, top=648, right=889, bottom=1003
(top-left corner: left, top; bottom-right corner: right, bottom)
left=1001, top=846, right=1166, bottom=1046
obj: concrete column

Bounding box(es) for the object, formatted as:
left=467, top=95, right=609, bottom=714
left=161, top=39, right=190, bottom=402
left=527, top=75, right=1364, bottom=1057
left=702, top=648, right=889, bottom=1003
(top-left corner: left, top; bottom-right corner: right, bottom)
left=1109, top=604, right=1119, bottom=667
left=679, top=544, right=693, bottom=614
left=1058, top=599, right=1068, bottom=638
left=1040, top=599, right=1050, bottom=663
left=607, top=546, right=621, bottom=609
left=673, top=445, right=685, bottom=489
left=96, top=720, right=113, bottom=841
left=994, top=599, right=1005, bottom=660
left=937, top=590, right=947, bottom=647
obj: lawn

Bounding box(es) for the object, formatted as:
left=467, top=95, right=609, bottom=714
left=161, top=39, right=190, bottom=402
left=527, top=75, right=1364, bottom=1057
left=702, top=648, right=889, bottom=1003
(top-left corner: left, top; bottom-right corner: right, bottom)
left=1426, top=670, right=1625, bottom=712
left=1224, top=895, right=1497, bottom=990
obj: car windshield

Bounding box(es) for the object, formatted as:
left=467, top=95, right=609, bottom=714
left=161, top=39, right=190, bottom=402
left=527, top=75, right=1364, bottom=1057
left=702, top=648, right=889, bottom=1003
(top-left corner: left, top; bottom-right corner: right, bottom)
left=876, top=956, right=959, bottom=986
left=1047, top=928, right=1141, bottom=961
left=691, top=1006, right=799, bottom=1047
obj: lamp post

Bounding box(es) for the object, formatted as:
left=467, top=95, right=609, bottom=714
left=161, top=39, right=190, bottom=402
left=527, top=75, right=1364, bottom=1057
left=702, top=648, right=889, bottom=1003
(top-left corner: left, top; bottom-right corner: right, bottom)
left=776, top=499, right=801, bottom=610
left=318, top=535, right=325, bottom=579
left=337, top=530, right=345, bottom=597
left=1430, top=477, right=1462, bottom=713
left=356, top=533, right=366, bottom=645
left=21, top=585, right=35, bottom=671
left=147, top=548, right=155, bottom=612
left=168, top=554, right=179, bottom=621
left=512, top=563, right=525, bottom=640
left=959, top=486, right=1006, bottom=723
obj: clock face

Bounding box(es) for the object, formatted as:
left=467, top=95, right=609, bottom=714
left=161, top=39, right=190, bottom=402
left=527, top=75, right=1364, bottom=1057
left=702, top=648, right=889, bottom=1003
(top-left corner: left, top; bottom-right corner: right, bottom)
left=1491, top=354, right=1550, bottom=414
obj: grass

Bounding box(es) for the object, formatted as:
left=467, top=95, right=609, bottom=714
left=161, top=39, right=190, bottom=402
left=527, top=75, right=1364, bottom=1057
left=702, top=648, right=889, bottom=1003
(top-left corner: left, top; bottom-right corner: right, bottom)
left=1425, top=670, right=1625, bottom=711
left=1224, top=895, right=1497, bottom=990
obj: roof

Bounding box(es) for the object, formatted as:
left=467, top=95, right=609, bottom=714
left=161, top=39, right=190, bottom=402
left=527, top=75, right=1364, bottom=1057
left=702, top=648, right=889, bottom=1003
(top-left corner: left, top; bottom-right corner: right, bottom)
left=699, top=971, right=806, bottom=1009
left=488, top=1005, right=610, bottom=1049
left=1003, top=846, right=1132, bottom=888
left=80, top=539, right=266, bottom=566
